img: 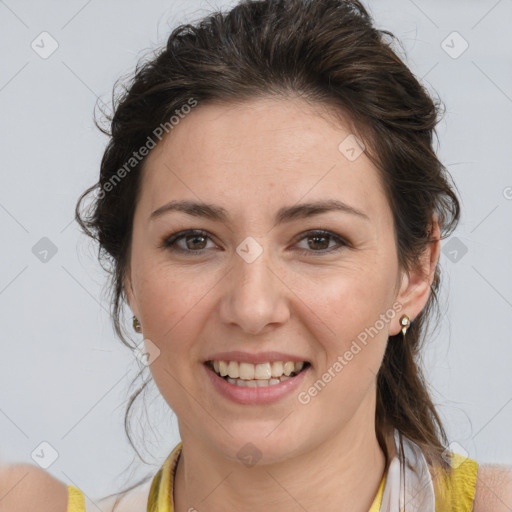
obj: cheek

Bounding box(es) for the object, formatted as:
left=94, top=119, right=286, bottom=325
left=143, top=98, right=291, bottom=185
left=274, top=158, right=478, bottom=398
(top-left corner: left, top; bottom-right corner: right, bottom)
left=132, top=259, right=219, bottom=384
left=299, top=280, right=389, bottom=424
left=305, top=265, right=392, bottom=336
left=134, top=256, right=213, bottom=330
left=297, top=266, right=393, bottom=394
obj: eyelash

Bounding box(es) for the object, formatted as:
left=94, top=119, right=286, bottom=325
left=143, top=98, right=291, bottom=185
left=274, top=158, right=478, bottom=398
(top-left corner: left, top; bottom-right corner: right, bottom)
left=159, top=229, right=348, bottom=256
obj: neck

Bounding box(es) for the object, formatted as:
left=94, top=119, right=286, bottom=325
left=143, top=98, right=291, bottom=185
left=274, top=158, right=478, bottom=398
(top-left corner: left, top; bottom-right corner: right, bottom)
left=173, top=417, right=392, bottom=512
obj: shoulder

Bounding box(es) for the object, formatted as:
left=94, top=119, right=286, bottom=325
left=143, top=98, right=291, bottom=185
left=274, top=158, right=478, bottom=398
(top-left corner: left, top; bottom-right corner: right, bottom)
left=472, top=463, right=512, bottom=512
left=0, top=463, right=68, bottom=511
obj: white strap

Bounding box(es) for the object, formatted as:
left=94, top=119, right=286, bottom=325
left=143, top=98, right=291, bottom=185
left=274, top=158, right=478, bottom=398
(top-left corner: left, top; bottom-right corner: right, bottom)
left=379, top=429, right=436, bottom=512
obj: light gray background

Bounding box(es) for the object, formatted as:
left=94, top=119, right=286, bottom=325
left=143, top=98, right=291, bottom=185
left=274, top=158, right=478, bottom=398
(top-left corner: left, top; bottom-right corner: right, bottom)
left=1, top=0, right=511, bottom=503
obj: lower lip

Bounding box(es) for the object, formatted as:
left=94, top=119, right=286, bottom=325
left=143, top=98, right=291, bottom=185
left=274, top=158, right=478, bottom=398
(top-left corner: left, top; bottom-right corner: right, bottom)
left=203, top=363, right=311, bottom=405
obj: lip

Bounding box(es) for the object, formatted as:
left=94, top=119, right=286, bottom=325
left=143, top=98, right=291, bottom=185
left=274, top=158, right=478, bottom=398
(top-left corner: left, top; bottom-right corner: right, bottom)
left=203, top=361, right=311, bottom=405
left=203, top=350, right=310, bottom=365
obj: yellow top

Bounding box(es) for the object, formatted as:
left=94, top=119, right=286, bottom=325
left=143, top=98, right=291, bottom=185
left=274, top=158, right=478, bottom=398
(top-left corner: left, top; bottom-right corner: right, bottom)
left=433, top=452, right=479, bottom=512
left=66, top=443, right=478, bottom=512
left=67, top=484, right=86, bottom=511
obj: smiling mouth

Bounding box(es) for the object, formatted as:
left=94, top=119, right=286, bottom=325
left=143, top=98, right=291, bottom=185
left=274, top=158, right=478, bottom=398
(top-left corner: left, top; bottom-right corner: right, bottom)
left=204, top=360, right=311, bottom=386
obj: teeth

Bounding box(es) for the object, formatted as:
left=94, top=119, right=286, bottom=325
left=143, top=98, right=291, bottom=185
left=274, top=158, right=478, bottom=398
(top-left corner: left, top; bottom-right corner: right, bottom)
left=283, top=361, right=295, bottom=376
left=227, top=361, right=239, bottom=378
left=255, top=363, right=271, bottom=379
left=271, top=361, right=283, bottom=377
left=209, top=360, right=307, bottom=380
left=226, top=376, right=292, bottom=387
left=219, top=361, right=229, bottom=377
left=239, top=362, right=255, bottom=380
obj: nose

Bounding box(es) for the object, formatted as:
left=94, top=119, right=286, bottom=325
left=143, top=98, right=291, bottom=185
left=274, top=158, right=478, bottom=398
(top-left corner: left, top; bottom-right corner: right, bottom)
left=218, top=244, right=290, bottom=335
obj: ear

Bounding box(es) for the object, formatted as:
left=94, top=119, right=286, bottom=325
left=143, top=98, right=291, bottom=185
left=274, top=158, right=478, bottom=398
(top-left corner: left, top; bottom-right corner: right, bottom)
left=123, top=267, right=140, bottom=320
left=390, top=216, right=441, bottom=336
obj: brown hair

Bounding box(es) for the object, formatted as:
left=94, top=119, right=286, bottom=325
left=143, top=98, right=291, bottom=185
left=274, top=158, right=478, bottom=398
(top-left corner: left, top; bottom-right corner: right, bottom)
left=75, top=0, right=461, bottom=506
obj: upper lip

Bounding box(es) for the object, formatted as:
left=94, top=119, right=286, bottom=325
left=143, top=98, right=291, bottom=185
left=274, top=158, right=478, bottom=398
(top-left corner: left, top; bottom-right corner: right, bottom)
left=204, top=351, right=311, bottom=365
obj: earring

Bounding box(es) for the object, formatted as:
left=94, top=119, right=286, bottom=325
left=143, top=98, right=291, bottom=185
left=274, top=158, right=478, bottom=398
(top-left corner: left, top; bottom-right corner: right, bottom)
left=399, top=314, right=410, bottom=338
left=133, top=316, right=142, bottom=333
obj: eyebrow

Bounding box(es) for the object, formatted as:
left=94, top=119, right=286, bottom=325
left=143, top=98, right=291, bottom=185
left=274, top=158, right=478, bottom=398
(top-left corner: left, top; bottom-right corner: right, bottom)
left=150, top=199, right=370, bottom=224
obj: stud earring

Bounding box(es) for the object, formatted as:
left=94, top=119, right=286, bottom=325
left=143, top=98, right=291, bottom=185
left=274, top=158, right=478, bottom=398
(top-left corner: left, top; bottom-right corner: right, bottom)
left=133, top=316, right=142, bottom=333
left=399, top=314, right=410, bottom=338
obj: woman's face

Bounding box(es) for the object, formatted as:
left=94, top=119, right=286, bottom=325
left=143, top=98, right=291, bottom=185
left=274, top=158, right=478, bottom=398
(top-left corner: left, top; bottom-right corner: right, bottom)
left=124, top=96, right=432, bottom=463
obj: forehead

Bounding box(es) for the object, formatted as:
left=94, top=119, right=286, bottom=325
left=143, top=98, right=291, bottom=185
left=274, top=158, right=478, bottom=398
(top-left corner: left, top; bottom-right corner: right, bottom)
left=138, top=96, right=389, bottom=225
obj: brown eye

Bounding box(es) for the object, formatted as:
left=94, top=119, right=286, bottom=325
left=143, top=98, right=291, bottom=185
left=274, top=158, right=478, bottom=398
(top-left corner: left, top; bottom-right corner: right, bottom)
left=307, top=234, right=330, bottom=250
left=295, top=230, right=347, bottom=255
left=160, top=230, right=215, bottom=254
left=160, top=229, right=348, bottom=256
left=183, top=233, right=208, bottom=250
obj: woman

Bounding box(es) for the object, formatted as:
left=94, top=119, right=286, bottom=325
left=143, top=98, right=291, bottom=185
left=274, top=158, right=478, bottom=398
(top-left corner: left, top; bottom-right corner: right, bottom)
left=2, top=0, right=510, bottom=511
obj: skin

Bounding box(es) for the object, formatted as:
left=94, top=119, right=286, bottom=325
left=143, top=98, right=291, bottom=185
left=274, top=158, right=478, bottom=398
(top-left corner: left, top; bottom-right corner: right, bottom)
left=124, top=96, right=441, bottom=512
left=0, top=97, right=510, bottom=512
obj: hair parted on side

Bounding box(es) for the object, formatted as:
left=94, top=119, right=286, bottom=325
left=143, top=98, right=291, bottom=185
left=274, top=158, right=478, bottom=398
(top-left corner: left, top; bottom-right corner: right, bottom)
left=75, top=0, right=461, bottom=506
